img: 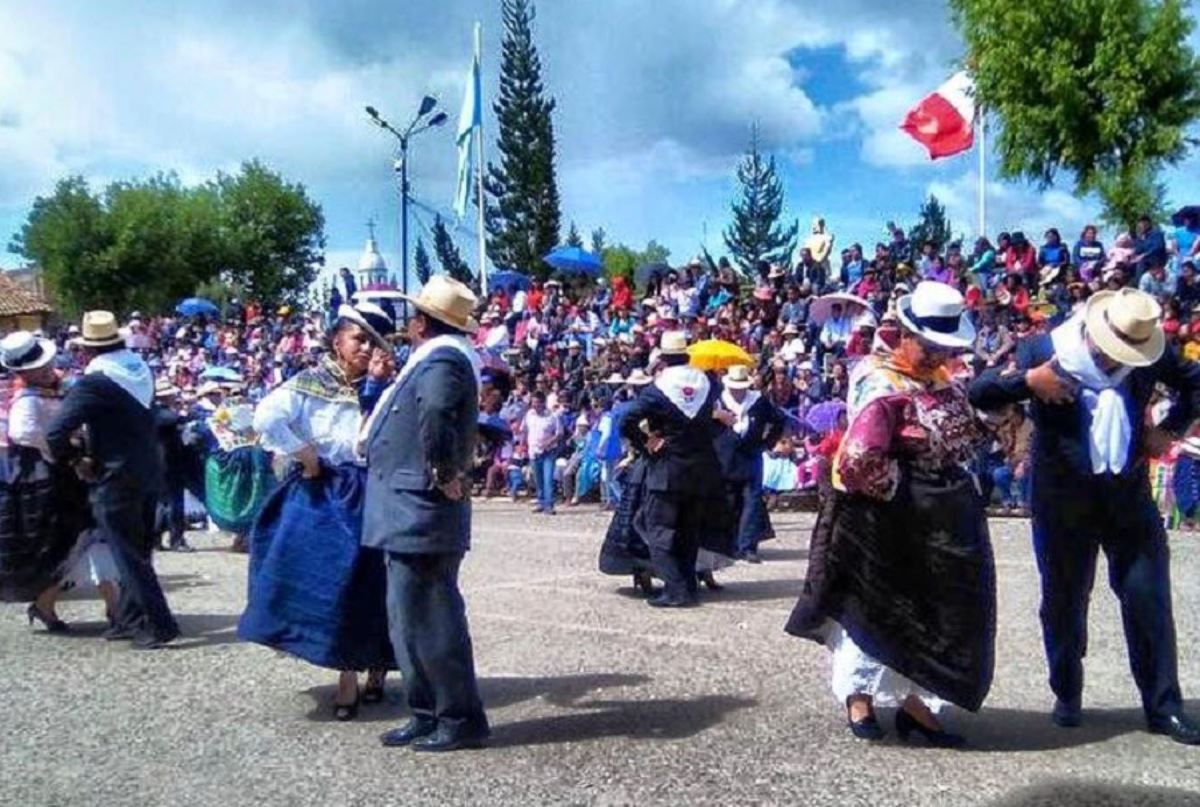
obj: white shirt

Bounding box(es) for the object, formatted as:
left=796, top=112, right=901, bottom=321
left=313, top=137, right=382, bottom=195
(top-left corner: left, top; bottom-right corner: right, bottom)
left=253, top=386, right=363, bottom=467
left=7, top=390, right=58, bottom=462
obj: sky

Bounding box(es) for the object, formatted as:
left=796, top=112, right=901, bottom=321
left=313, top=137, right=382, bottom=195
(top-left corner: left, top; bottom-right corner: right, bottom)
left=2, top=0, right=1198, bottom=290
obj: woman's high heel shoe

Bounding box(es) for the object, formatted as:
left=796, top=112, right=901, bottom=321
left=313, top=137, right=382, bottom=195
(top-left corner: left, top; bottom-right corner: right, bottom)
left=362, top=676, right=386, bottom=705
left=333, top=691, right=360, bottom=722
left=895, top=708, right=965, bottom=748
left=27, top=603, right=68, bottom=633
left=632, top=571, right=656, bottom=597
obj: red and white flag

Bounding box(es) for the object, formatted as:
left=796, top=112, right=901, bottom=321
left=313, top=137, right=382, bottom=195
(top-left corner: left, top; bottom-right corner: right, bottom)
left=900, top=71, right=976, bottom=160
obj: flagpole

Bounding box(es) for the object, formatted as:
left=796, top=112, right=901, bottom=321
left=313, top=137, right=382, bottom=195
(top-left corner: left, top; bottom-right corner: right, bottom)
left=474, top=22, right=488, bottom=298
left=978, top=111, right=987, bottom=238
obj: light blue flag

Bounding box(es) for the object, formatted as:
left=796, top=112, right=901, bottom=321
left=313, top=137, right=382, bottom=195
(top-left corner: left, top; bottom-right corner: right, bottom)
left=454, top=23, right=482, bottom=219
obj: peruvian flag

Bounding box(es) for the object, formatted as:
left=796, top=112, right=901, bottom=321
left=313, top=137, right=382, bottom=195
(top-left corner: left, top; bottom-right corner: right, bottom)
left=900, top=71, right=976, bottom=160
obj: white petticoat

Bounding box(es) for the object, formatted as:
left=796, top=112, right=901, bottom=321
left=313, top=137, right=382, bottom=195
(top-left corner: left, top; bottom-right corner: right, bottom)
left=59, top=532, right=120, bottom=590
left=826, top=623, right=945, bottom=712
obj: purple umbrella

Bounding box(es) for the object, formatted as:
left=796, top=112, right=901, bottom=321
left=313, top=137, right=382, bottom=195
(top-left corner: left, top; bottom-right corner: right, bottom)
left=806, top=400, right=847, bottom=434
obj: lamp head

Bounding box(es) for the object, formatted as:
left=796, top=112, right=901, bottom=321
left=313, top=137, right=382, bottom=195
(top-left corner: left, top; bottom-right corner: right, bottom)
left=428, top=111, right=449, bottom=128
left=365, top=105, right=379, bottom=118
left=418, top=95, right=437, bottom=116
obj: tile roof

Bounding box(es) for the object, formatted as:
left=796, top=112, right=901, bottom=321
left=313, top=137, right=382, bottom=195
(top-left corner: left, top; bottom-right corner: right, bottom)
left=0, top=272, right=51, bottom=317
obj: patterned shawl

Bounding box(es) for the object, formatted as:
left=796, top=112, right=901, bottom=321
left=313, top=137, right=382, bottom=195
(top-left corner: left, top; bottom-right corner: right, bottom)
left=281, top=356, right=362, bottom=405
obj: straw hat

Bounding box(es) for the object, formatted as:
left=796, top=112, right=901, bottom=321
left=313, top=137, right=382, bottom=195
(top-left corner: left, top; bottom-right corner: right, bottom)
left=0, top=331, right=57, bottom=371
left=196, top=381, right=223, bottom=398
left=782, top=322, right=800, bottom=336
left=895, top=282, right=975, bottom=349
left=604, top=372, right=627, bottom=384
left=1084, top=288, right=1164, bottom=368
left=626, top=368, right=653, bottom=385
left=659, top=330, right=689, bottom=355
left=401, top=276, right=479, bottom=334
left=154, top=377, right=181, bottom=398
left=1040, top=264, right=1064, bottom=286
left=723, top=364, right=753, bottom=390
left=78, top=310, right=125, bottom=347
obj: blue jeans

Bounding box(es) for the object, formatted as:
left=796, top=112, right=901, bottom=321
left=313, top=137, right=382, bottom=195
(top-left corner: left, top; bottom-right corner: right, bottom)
left=532, top=451, right=558, bottom=510
left=601, top=459, right=621, bottom=506
left=991, top=464, right=1030, bottom=506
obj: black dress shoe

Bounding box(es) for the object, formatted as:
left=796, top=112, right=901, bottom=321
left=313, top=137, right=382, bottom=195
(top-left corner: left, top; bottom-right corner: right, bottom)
left=103, top=625, right=136, bottom=641
left=131, top=629, right=180, bottom=650
left=1148, top=713, right=1200, bottom=745
left=411, top=724, right=490, bottom=753
left=1051, top=699, right=1082, bottom=728
left=646, top=594, right=696, bottom=608
left=896, top=708, right=966, bottom=748
left=380, top=718, right=438, bottom=747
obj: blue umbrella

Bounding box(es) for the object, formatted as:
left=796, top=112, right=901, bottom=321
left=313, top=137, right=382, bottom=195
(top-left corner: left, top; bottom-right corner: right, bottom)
left=543, top=246, right=602, bottom=277
left=200, top=366, right=243, bottom=383
left=489, top=269, right=532, bottom=294
left=176, top=297, right=220, bottom=318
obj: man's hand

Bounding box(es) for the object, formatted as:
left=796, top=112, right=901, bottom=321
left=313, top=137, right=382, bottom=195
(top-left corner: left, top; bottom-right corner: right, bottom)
left=646, top=433, right=666, bottom=455
left=438, top=476, right=465, bottom=501
left=295, top=445, right=321, bottom=479
left=74, top=458, right=97, bottom=483
left=1025, top=361, right=1075, bottom=405
left=713, top=410, right=736, bottom=427
left=368, top=347, right=395, bottom=381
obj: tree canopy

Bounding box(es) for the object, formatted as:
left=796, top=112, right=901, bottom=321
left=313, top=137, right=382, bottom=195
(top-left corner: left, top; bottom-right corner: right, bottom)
left=724, top=125, right=798, bottom=271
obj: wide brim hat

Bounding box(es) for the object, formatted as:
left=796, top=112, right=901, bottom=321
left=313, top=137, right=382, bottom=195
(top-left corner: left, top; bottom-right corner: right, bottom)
left=895, top=281, right=976, bottom=349
left=0, top=332, right=57, bottom=371
left=659, top=330, right=689, bottom=355
left=723, top=364, right=752, bottom=389
left=1084, top=288, right=1165, bottom=368
left=78, top=310, right=126, bottom=347
left=336, top=303, right=393, bottom=349
left=401, top=276, right=479, bottom=334
left=604, top=372, right=627, bottom=384
left=1040, top=264, right=1063, bottom=286
left=626, top=369, right=653, bottom=385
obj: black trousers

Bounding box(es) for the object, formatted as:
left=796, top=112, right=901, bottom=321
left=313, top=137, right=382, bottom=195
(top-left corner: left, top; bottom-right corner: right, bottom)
left=1032, top=485, right=1182, bottom=721
left=638, top=491, right=703, bottom=602
left=95, top=492, right=179, bottom=639
left=385, top=552, right=488, bottom=735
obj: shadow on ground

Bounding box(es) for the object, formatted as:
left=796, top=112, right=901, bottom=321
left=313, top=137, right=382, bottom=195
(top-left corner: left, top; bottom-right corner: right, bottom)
left=989, top=780, right=1200, bottom=806
left=708, top=578, right=804, bottom=603
left=959, top=706, right=1159, bottom=752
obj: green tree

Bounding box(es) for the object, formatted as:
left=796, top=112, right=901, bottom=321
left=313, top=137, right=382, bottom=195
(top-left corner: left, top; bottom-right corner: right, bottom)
left=432, top=215, right=474, bottom=285
left=590, top=227, right=607, bottom=255
left=414, top=237, right=433, bottom=286
left=723, top=125, right=798, bottom=272
left=212, top=160, right=325, bottom=305
left=600, top=240, right=672, bottom=286
left=565, top=220, right=583, bottom=248
left=950, top=0, right=1200, bottom=229
left=485, top=0, right=562, bottom=278
left=907, top=195, right=954, bottom=254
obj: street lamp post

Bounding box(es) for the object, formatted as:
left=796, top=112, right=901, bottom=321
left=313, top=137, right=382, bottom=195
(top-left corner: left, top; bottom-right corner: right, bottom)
left=365, top=98, right=449, bottom=308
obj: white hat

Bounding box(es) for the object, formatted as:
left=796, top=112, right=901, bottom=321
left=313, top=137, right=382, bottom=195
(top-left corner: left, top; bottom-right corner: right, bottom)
left=660, top=330, right=689, bottom=355
left=0, top=331, right=57, bottom=371
left=604, top=372, right=627, bottom=384
left=895, top=282, right=975, bottom=349
left=626, top=368, right=653, bottom=385
left=78, top=310, right=125, bottom=347
left=336, top=301, right=395, bottom=348
left=723, top=364, right=753, bottom=390
left=196, top=381, right=223, bottom=397
left=400, top=276, right=479, bottom=334
left=1040, top=264, right=1064, bottom=286
left=1084, top=288, right=1165, bottom=368
left=782, top=322, right=800, bottom=336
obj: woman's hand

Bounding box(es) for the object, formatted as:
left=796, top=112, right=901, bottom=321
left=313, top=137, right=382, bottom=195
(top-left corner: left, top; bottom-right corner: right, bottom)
left=1025, top=361, right=1075, bottom=405
left=295, top=445, right=321, bottom=479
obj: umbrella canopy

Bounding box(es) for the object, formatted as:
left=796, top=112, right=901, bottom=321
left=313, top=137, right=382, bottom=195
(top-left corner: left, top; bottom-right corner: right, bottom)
left=687, top=339, right=753, bottom=371
left=806, top=400, right=847, bottom=434
left=544, top=246, right=602, bottom=277
left=488, top=269, right=532, bottom=294
left=477, top=413, right=512, bottom=442
left=1171, top=205, right=1200, bottom=226
left=199, top=366, right=243, bottom=383
left=176, top=297, right=220, bottom=318
left=635, top=262, right=670, bottom=287
left=808, top=293, right=870, bottom=327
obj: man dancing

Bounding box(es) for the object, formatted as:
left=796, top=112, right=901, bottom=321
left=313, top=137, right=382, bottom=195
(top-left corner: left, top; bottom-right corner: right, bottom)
left=970, top=288, right=1200, bottom=744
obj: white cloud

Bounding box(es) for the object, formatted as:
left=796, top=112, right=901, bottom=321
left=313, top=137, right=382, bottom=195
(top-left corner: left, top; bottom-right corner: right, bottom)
left=928, top=172, right=1103, bottom=242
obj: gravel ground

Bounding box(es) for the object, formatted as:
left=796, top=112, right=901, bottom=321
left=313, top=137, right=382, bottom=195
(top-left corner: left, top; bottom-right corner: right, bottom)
left=2, top=503, right=1199, bottom=807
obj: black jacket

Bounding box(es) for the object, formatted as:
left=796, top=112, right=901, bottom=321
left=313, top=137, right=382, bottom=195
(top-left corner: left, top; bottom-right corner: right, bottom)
left=619, top=367, right=723, bottom=496
left=46, top=374, right=163, bottom=500
left=714, top=394, right=785, bottom=482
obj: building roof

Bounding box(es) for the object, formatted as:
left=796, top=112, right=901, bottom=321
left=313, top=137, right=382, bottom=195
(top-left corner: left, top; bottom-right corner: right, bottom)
left=0, top=272, right=51, bottom=317
left=357, top=235, right=388, bottom=274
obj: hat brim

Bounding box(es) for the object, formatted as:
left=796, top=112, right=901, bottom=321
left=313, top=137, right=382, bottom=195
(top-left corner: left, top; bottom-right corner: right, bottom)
left=399, top=297, right=479, bottom=335
left=724, top=378, right=752, bottom=389
left=1084, top=291, right=1165, bottom=368
left=0, top=337, right=58, bottom=371
left=77, top=334, right=125, bottom=348
left=336, top=304, right=391, bottom=348
left=895, top=295, right=976, bottom=349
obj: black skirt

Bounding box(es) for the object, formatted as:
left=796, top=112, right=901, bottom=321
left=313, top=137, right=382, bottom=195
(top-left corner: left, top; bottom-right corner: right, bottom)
left=785, top=466, right=996, bottom=711
left=598, top=458, right=653, bottom=576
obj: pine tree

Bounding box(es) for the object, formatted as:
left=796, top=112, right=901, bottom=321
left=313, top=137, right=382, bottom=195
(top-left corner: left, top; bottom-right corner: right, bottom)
left=485, top=0, right=562, bottom=279
left=723, top=125, right=798, bottom=272
left=414, top=237, right=433, bottom=286
left=565, top=220, right=583, bottom=248
left=432, top=216, right=474, bottom=286
left=590, top=227, right=606, bottom=256
left=907, top=195, right=953, bottom=254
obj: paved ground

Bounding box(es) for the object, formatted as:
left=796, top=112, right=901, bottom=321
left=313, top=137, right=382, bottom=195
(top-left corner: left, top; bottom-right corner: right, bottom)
left=3, top=503, right=1200, bottom=806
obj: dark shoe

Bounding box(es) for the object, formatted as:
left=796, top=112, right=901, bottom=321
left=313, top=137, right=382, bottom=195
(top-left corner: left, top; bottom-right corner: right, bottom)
left=1148, top=713, right=1200, bottom=745
left=131, top=629, right=179, bottom=650
left=362, top=677, right=386, bottom=705
left=103, top=624, right=135, bottom=641
left=1051, top=699, right=1082, bottom=728
left=333, top=692, right=360, bottom=722
left=896, top=708, right=965, bottom=748
left=697, top=571, right=724, bottom=591
left=646, top=594, right=697, bottom=608
left=169, top=540, right=195, bottom=553
left=380, top=718, right=437, bottom=747
left=740, top=551, right=762, bottom=565
left=26, top=603, right=68, bottom=634
left=411, top=724, right=490, bottom=753
left=632, top=571, right=657, bottom=597
left=847, top=714, right=885, bottom=741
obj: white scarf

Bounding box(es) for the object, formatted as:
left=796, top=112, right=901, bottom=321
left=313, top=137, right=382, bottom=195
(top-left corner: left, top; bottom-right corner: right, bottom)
left=721, top=388, right=761, bottom=436
left=654, top=365, right=710, bottom=420
left=85, top=349, right=154, bottom=409
left=1051, top=314, right=1133, bottom=474
left=360, top=334, right=481, bottom=450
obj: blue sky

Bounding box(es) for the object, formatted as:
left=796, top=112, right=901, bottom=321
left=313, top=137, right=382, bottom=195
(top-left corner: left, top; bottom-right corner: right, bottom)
left=1, top=0, right=1197, bottom=290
